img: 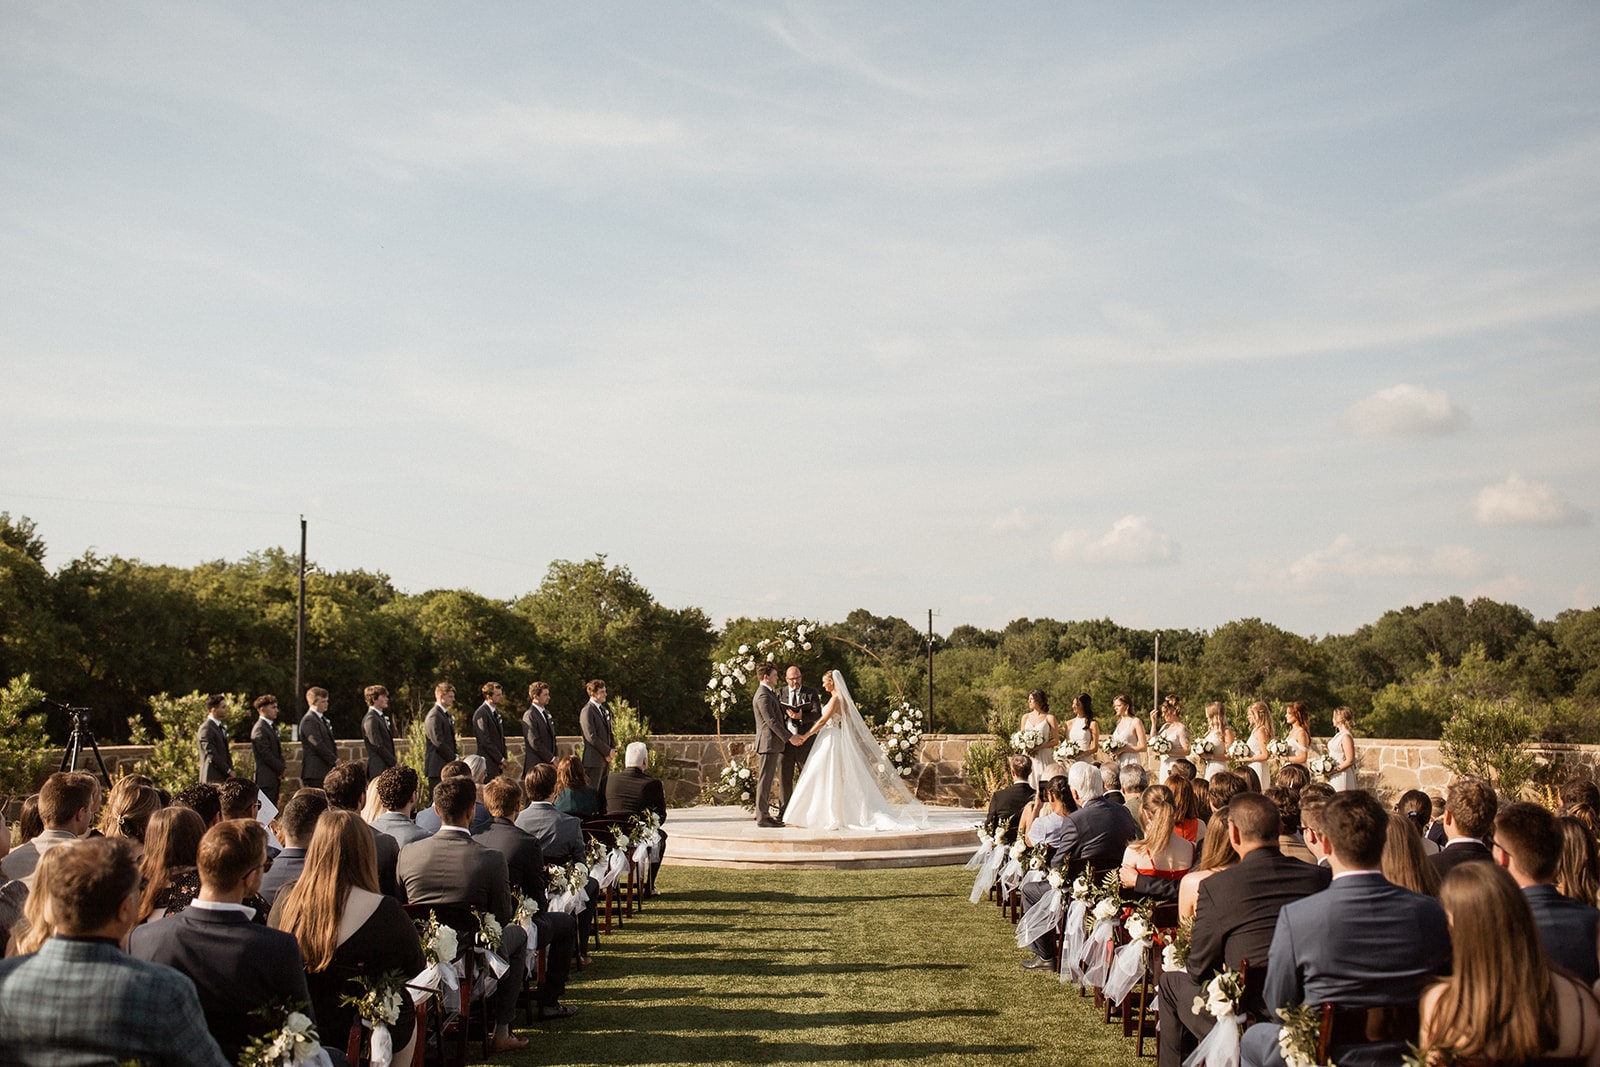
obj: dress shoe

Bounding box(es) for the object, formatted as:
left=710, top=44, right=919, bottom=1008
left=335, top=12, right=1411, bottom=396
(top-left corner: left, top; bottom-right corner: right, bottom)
left=1021, top=957, right=1057, bottom=971
left=538, top=1003, right=579, bottom=1020
left=756, top=818, right=782, bottom=828
left=488, top=1033, right=530, bottom=1052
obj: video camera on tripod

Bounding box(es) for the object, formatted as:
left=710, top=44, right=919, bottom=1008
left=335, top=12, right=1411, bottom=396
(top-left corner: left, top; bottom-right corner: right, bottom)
left=45, top=698, right=111, bottom=786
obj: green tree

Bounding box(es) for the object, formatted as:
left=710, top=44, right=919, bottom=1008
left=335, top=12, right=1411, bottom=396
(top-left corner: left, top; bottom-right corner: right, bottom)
left=0, top=674, right=50, bottom=802
left=1439, top=696, right=1538, bottom=798
left=128, top=691, right=249, bottom=793
left=1196, top=618, right=1338, bottom=726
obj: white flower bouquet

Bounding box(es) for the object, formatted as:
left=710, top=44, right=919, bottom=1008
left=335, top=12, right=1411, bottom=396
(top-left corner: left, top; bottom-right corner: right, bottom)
left=1308, top=754, right=1337, bottom=778
left=1053, top=739, right=1081, bottom=763
left=1012, top=726, right=1045, bottom=754
left=1265, top=738, right=1292, bottom=759
left=1147, top=734, right=1174, bottom=756
left=237, top=1005, right=322, bottom=1067
left=1226, top=740, right=1254, bottom=762
left=1101, top=736, right=1127, bottom=755
left=1191, top=737, right=1215, bottom=756
left=1192, top=968, right=1244, bottom=1021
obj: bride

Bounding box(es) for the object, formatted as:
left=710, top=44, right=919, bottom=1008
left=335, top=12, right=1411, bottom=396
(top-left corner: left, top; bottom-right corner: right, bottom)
left=785, top=670, right=928, bottom=832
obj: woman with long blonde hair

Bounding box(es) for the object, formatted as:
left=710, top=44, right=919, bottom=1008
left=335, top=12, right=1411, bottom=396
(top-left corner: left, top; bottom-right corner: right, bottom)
left=273, top=810, right=425, bottom=1063
left=1419, top=862, right=1600, bottom=1067
left=1119, top=788, right=1194, bottom=889
left=1381, top=810, right=1440, bottom=897
left=1197, top=702, right=1233, bottom=780
left=1151, top=696, right=1191, bottom=782
left=99, top=781, right=163, bottom=863
left=1327, top=707, right=1358, bottom=792
left=1239, top=701, right=1273, bottom=778
left=1556, top=817, right=1600, bottom=907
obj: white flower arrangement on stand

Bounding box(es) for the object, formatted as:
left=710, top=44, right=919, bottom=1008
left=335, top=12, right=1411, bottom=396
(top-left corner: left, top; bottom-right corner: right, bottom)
left=876, top=701, right=925, bottom=778
left=705, top=622, right=819, bottom=722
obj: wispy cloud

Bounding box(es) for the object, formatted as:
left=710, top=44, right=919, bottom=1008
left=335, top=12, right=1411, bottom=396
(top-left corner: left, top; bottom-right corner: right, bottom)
left=987, top=507, right=1031, bottom=533
left=1252, top=535, right=1489, bottom=592
left=1473, top=473, right=1587, bottom=527
left=1344, top=384, right=1465, bottom=437
left=1053, top=516, right=1177, bottom=566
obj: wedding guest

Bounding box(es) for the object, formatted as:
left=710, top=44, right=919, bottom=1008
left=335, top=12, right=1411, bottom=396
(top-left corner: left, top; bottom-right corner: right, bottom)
left=97, top=775, right=162, bottom=850
left=1119, top=788, right=1194, bottom=892
left=175, top=782, right=223, bottom=827
left=1265, top=788, right=1316, bottom=865
left=1327, top=706, right=1358, bottom=791
left=297, top=687, right=338, bottom=790
left=322, top=761, right=399, bottom=897
left=1380, top=810, right=1440, bottom=897
left=522, top=681, right=558, bottom=768
left=1059, top=760, right=1137, bottom=870
left=1018, top=776, right=1079, bottom=971
left=140, top=805, right=270, bottom=924
left=1559, top=779, right=1600, bottom=843
left=360, top=684, right=398, bottom=779
left=1281, top=702, right=1311, bottom=768
left=1177, top=809, right=1238, bottom=921
left=14, top=794, right=42, bottom=845
left=1167, top=776, right=1205, bottom=846
left=1019, top=690, right=1060, bottom=791
left=1150, top=696, right=1191, bottom=781
left=1109, top=694, right=1147, bottom=770
left=1196, top=702, right=1233, bottom=780
left=371, top=765, right=429, bottom=847
left=2, top=772, right=94, bottom=884
left=986, top=756, right=1038, bottom=845
left=1272, top=764, right=1311, bottom=792
left=1190, top=777, right=1213, bottom=823
left=1300, top=789, right=1332, bottom=866
left=416, top=758, right=492, bottom=835
left=1427, top=794, right=1448, bottom=848
left=197, top=693, right=233, bottom=784
left=1557, top=816, right=1600, bottom=906
left=605, top=742, right=669, bottom=892
left=1100, top=762, right=1126, bottom=806
left=1418, top=863, right=1600, bottom=1067
left=274, top=810, right=426, bottom=1064
left=517, top=763, right=585, bottom=861
left=554, top=755, right=602, bottom=818
left=129, top=820, right=310, bottom=1061
left=424, top=682, right=458, bottom=788
left=1168, top=758, right=1198, bottom=782
left=1239, top=767, right=1263, bottom=792
left=1240, top=790, right=1448, bottom=1067
left=1158, top=792, right=1330, bottom=1067
left=1205, top=770, right=1249, bottom=813
left=1065, top=693, right=1099, bottom=763
left=0, top=838, right=230, bottom=1067
left=474, top=681, right=510, bottom=780
left=578, top=679, right=616, bottom=800
left=396, top=778, right=537, bottom=1050
left=217, top=778, right=261, bottom=823
left=247, top=695, right=287, bottom=807
left=1395, top=789, right=1441, bottom=855
left=259, top=791, right=327, bottom=904
left=1495, top=801, right=1600, bottom=984
left=1120, top=763, right=1148, bottom=828
left=1430, top=777, right=1498, bottom=877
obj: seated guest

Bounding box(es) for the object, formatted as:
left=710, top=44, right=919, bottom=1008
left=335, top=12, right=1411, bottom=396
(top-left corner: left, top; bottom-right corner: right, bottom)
left=259, top=792, right=327, bottom=904
left=415, top=758, right=492, bottom=835
left=1558, top=778, right=1600, bottom=841
left=1272, top=764, right=1311, bottom=792
left=1495, top=801, right=1600, bottom=984
left=517, top=763, right=586, bottom=862
left=138, top=806, right=228, bottom=923
left=1419, top=862, right=1600, bottom=1066
left=1167, top=758, right=1197, bottom=782
left=217, top=778, right=262, bottom=823
left=129, top=820, right=311, bottom=1060
left=1, top=771, right=95, bottom=883
left=1380, top=811, right=1440, bottom=897
left=15, top=793, right=43, bottom=846
left=1018, top=772, right=1077, bottom=840
left=474, top=776, right=583, bottom=1006
left=1158, top=792, right=1329, bottom=1067
left=0, top=838, right=230, bottom=1066
left=371, top=765, right=430, bottom=847
left=1558, top=816, right=1600, bottom=907
left=1119, top=788, right=1194, bottom=891
left=1120, top=763, right=1148, bottom=828
left=604, top=742, right=669, bottom=892
left=1017, top=776, right=1080, bottom=971
left=1427, top=793, right=1448, bottom=848
left=1241, top=790, right=1448, bottom=1067
left=554, top=755, right=602, bottom=818
left=1176, top=809, right=1238, bottom=921
left=1394, top=789, right=1441, bottom=855
left=1167, top=776, right=1204, bottom=846
left=1430, top=777, right=1497, bottom=877
left=274, top=811, right=425, bottom=1065
left=99, top=781, right=163, bottom=864
left=1061, top=760, right=1138, bottom=870
left=984, top=756, right=1036, bottom=845
left=323, top=761, right=399, bottom=897
left=175, top=783, right=223, bottom=828
left=1264, top=787, right=1316, bottom=865
left=396, top=778, right=540, bottom=1051
left=1100, top=762, right=1127, bottom=806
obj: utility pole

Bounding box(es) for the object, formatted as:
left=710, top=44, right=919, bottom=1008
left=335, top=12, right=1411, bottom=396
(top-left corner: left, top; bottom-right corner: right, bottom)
left=927, top=609, right=936, bottom=731
left=1153, top=632, right=1160, bottom=712
left=294, top=517, right=307, bottom=709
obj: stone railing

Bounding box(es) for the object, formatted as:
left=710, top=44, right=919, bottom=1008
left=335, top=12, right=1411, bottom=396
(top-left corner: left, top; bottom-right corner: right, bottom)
left=36, top=733, right=1600, bottom=805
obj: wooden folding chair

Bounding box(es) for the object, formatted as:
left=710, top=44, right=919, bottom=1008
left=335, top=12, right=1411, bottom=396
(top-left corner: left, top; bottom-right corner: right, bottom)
left=402, top=903, right=489, bottom=1066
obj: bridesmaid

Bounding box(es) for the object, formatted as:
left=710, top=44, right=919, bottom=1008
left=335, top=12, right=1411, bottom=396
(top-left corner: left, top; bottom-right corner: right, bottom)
left=1151, top=696, right=1191, bottom=781
left=1067, top=693, right=1099, bottom=762
left=1239, top=701, right=1273, bottom=779
left=1327, top=706, right=1358, bottom=791
left=1019, top=689, right=1060, bottom=794
left=1110, top=694, right=1147, bottom=771
left=1282, top=702, right=1311, bottom=768
left=1198, top=701, right=1233, bottom=780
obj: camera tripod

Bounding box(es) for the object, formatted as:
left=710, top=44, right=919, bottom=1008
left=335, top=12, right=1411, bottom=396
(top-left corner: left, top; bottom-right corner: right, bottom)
left=52, top=701, right=112, bottom=786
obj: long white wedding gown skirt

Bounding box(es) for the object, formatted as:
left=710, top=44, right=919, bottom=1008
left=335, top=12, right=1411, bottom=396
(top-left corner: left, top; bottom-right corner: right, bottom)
left=785, top=722, right=925, bottom=831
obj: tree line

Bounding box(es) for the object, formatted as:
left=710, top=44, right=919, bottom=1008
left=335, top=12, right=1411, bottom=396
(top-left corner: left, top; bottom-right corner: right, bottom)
left=2, top=513, right=1597, bottom=747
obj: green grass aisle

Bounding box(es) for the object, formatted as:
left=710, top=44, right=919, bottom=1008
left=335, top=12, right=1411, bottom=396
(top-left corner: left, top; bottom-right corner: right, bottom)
left=492, top=865, right=1145, bottom=1067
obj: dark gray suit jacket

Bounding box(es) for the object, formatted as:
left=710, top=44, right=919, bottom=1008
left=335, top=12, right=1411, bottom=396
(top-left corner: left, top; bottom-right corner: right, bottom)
left=752, top=689, right=786, bottom=755
left=128, top=905, right=311, bottom=1062
left=522, top=704, right=557, bottom=767
left=396, top=827, right=513, bottom=923
left=257, top=847, right=306, bottom=904
left=1059, top=796, right=1139, bottom=870
left=579, top=700, right=615, bottom=781
left=423, top=703, right=456, bottom=778
left=1525, top=883, right=1600, bottom=984
left=473, top=702, right=507, bottom=777
left=514, top=801, right=585, bottom=862
left=298, top=710, right=337, bottom=783
left=1188, top=847, right=1331, bottom=1009
left=1429, top=838, right=1494, bottom=878
left=362, top=708, right=397, bottom=778
left=198, top=717, right=232, bottom=783
left=251, top=717, right=285, bottom=800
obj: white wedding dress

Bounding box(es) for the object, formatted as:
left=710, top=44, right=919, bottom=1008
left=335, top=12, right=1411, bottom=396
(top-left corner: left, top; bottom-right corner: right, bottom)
left=785, top=671, right=929, bottom=832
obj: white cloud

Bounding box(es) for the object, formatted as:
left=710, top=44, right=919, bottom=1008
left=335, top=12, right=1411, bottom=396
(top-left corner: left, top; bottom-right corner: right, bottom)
left=1258, top=535, right=1489, bottom=591
left=1472, top=472, right=1586, bottom=526
left=1343, top=384, right=1465, bottom=437
left=1471, top=574, right=1530, bottom=601
left=987, top=507, right=1031, bottom=533
left=1053, top=515, right=1177, bottom=566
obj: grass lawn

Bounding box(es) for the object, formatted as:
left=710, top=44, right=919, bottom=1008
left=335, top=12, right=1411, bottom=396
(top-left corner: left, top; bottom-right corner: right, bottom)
left=489, top=865, right=1145, bottom=1067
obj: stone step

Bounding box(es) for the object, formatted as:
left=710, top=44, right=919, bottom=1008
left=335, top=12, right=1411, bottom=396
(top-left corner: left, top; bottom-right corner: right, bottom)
left=658, top=804, right=983, bottom=870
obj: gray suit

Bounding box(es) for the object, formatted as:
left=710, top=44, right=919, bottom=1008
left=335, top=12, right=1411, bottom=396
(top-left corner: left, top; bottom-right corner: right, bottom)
left=752, top=684, right=787, bottom=823
left=579, top=700, right=615, bottom=798
left=362, top=708, right=398, bottom=779
left=522, top=704, right=557, bottom=768
left=373, top=810, right=432, bottom=848
left=198, top=716, right=232, bottom=783
left=251, top=717, right=286, bottom=805
left=515, top=801, right=585, bottom=862
left=297, top=710, right=337, bottom=787
left=423, top=702, right=456, bottom=781
left=473, top=701, right=507, bottom=778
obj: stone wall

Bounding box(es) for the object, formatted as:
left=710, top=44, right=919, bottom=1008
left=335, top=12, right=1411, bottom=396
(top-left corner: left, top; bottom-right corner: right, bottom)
left=35, top=733, right=1600, bottom=806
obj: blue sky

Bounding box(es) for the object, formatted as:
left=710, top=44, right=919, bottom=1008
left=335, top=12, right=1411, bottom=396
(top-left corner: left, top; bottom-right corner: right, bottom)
left=3, top=2, right=1596, bottom=637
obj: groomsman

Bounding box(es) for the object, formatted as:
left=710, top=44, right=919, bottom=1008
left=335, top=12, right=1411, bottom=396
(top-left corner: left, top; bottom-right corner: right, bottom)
left=250, top=695, right=286, bottom=806
left=424, top=682, right=458, bottom=788
left=197, top=694, right=233, bottom=784
left=297, top=687, right=338, bottom=790
left=361, top=685, right=398, bottom=779
left=779, top=666, right=822, bottom=817
left=473, top=681, right=508, bottom=779
left=522, top=681, right=557, bottom=768
left=579, top=679, right=616, bottom=801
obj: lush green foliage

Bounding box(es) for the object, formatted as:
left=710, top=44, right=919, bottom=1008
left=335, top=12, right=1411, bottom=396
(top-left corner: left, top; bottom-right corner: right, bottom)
left=0, top=674, right=51, bottom=803
left=1440, top=697, right=1540, bottom=798
left=127, top=691, right=250, bottom=793
left=3, top=513, right=1597, bottom=747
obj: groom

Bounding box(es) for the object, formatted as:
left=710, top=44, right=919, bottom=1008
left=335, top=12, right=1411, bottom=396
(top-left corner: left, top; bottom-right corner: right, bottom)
left=752, top=662, right=800, bottom=828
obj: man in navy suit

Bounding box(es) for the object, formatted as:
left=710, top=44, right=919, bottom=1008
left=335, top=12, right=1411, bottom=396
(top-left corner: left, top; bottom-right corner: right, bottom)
left=129, top=820, right=311, bottom=1061
left=1495, top=800, right=1600, bottom=984
left=1429, top=777, right=1497, bottom=878
left=1241, top=791, right=1449, bottom=1067
left=1158, top=792, right=1331, bottom=1067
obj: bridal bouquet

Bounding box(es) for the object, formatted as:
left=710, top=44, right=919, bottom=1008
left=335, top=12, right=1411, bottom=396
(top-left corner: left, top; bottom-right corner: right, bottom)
left=1308, top=754, right=1337, bottom=779
left=1226, top=740, right=1254, bottom=762
left=1147, top=734, right=1174, bottom=756
left=1053, top=739, right=1081, bottom=763
left=1265, top=738, right=1292, bottom=759
left=237, top=1001, right=323, bottom=1067
left=1011, top=726, right=1045, bottom=754
left=878, top=702, right=925, bottom=777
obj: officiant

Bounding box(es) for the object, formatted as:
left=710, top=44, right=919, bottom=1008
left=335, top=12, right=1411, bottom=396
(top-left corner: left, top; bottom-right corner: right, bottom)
left=780, top=665, right=824, bottom=804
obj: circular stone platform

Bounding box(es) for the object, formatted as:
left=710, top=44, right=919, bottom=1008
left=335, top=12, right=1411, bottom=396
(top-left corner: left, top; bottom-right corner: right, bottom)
left=660, top=804, right=982, bottom=870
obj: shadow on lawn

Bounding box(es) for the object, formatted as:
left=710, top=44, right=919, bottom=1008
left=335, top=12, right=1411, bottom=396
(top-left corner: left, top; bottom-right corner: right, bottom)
left=534, top=1033, right=1033, bottom=1064
left=615, top=955, right=962, bottom=977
